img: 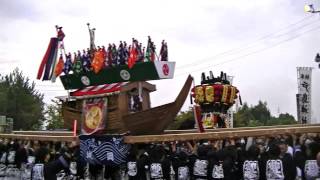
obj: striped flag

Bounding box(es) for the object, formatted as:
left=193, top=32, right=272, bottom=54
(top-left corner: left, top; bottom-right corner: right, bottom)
left=37, top=38, right=56, bottom=80
left=42, top=38, right=59, bottom=80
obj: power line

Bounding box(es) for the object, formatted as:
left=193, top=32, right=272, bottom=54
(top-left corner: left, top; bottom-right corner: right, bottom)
left=36, top=89, right=66, bottom=92
left=175, top=24, right=320, bottom=77
left=176, top=15, right=316, bottom=69
left=35, top=84, right=62, bottom=87
left=0, top=60, right=19, bottom=64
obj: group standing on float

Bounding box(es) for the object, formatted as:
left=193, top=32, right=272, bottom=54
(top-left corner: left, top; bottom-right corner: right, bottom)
left=37, top=25, right=169, bottom=82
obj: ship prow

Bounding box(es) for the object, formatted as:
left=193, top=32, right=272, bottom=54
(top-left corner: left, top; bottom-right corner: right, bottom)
left=123, top=75, right=193, bottom=135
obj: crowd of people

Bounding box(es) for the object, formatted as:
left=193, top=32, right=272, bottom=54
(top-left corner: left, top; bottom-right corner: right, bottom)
left=0, top=133, right=319, bottom=179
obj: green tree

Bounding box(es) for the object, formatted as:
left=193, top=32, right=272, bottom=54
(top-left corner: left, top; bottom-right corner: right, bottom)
left=250, top=101, right=271, bottom=125
left=45, top=100, right=64, bottom=130
left=234, top=100, right=296, bottom=127
left=167, top=107, right=195, bottom=130
left=169, top=101, right=297, bottom=130
left=267, top=113, right=296, bottom=126
left=234, top=103, right=254, bottom=127
left=0, top=68, right=45, bottom=130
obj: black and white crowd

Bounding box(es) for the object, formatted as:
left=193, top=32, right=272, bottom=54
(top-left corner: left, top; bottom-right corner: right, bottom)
left=0, top=133, right=320, bottom=180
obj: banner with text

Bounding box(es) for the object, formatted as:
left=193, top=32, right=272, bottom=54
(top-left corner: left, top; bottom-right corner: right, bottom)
left=297, top=67, right=313, bottom=124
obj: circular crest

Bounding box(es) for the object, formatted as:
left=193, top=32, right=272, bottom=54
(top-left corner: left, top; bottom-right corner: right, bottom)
left=120, top=70, right=131, bottom=80
left=85, top=106, right=102, bottom=130
left=81, top=76, right=90, bottom=86
left=162, top=64, right=169, bottom=76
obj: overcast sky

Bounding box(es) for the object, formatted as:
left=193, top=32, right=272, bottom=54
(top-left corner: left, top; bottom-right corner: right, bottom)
left=0, top=0, right=320, bottom=122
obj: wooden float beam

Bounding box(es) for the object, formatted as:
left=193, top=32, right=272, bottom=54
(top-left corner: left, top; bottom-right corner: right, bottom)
left=0, top=134, right=77, bottom=142
left=12, top=131, right=73, bottom=136
left=1, top=124, right=320, bottom=143
left=124, top=125, right=320, bottom=143
left=164, top=124, right=320, bottom=134
left=12, top=124, right=320, bottom=136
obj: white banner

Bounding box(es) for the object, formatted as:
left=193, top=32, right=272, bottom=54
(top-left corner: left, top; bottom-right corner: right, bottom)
left=297, top=67, right=313, bottom=124
left=154, top=61, right=175, bottom=79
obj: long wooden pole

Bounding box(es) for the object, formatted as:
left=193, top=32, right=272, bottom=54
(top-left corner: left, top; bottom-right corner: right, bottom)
left=0, top=134, right=77, bottom=142
left=124, top=125, right=320, bottom=143
left=12, top=131, right=73, bottom=136
left=164, top=123, right=320, bottom=134
left=2, top=124, right=320, bottom=143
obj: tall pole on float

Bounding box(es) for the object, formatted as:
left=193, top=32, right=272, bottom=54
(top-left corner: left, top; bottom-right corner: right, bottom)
left=227, top=75, right=234, bottom=128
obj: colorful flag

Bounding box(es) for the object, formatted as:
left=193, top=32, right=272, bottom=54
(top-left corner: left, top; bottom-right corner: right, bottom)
left=106, top=44, right=113, bottom=67
left=102, top=46, right=107, bottom=67
left=37, top=26, right=68, bottom=81
left=42, top=38, right=59, bottom=80
left=48, top=41, right=59, bottom=80
left=160, top=40, right=168, bottom=61
left=92, top=50, right=105, bottom=74
left=150, top=44, right=156, bottom=62
left=82, top=98, right=107, bottom=135
left=145, top=37, right=151, bottom=62
left=73, top=53, right=83, bottom=74
left=37, top=38, right=56, bottom=80
left=54, top=54, right=64, bottom=77
left=111, top=44, right=118, bottom=66
left=117, top=42, right=126, bottom=65
left=63, top=53, right=73, bottom=74
left=145, top=46, right=151, bottom=62
left=128, top=41, right=138, bottom=69
left=82, top=51, right=91, bottom=72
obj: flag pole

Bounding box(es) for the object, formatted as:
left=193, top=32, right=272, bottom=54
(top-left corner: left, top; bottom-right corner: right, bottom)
left=73, top=120, right=77, bottom=137
left=191, top=76, right=205, bottom=133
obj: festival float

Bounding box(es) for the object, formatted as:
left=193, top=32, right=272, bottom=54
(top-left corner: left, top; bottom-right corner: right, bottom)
left=191, top=71, right=241, bottom=132
left=34, top=24, right=198, bottom=165
left=36, top=23, right=244, bottom=138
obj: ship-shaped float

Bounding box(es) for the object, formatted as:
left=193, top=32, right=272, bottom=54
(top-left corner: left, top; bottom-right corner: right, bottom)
left=37, top=24, right=193, bottom=135
left=37, top=24, right=240, bottom=136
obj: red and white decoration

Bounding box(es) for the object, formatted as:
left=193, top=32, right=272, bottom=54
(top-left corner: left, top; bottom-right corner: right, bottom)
left=71, top=82, right=128, bottom=97
left=154, top=61, right=175, bottom=79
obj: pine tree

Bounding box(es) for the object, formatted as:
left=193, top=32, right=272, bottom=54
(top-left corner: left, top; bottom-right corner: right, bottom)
left=0, top=68, right=45, bottom=130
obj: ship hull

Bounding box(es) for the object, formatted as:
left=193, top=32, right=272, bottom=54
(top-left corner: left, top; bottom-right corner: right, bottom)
left=62, top=75, right=193, bottom=135
left=123, top=75, right=193, bottom=135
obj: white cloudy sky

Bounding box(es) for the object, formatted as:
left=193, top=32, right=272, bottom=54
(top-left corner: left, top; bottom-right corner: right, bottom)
left=0, top=0, right=320, bottom=121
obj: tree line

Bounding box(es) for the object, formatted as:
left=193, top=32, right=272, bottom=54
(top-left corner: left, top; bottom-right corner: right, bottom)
left=168, top=101, right=296, bottom=130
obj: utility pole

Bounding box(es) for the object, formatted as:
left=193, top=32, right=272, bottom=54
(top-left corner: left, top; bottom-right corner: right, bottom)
left=227, top=75, right=234, bottom=128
